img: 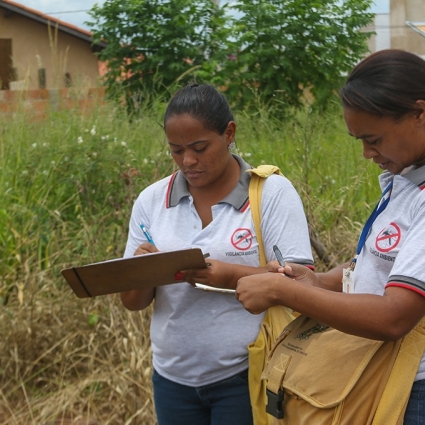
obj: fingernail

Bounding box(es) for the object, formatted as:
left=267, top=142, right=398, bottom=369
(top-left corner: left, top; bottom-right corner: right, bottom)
left=174, top=272, right=184, bottom=280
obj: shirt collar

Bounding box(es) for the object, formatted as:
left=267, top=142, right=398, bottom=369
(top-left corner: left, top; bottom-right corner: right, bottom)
left=380, top=165, right=425, bottom=191
left=166, top=154, right=252, bottom=211
left=400, top=164, right=425, bottom=190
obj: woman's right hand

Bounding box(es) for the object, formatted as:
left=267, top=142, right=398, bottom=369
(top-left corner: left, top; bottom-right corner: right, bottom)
left=267, top=261, right=320, bottom=287
left=134, top=242, right=159, bottom=256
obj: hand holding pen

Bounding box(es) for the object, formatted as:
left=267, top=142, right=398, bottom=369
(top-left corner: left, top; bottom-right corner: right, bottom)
left=133, top=223, right=158, bottom=256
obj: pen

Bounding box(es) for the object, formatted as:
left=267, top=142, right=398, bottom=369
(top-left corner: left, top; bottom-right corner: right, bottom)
left=204, top=252, right=211, bottom=266
left=140, top=223, right=155, bottom=245
left=273, top=245, right=290, bottom=277
left=273, top=245, right=285, bottom=266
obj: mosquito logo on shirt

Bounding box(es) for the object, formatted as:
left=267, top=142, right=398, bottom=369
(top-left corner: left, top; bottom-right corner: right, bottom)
left=375, top=222, right=401, bottom=253
left=231, top=228, right=253, bottom=250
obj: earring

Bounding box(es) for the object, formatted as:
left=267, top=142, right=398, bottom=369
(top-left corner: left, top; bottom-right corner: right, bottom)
left=228, top=141, right=236, bottom=151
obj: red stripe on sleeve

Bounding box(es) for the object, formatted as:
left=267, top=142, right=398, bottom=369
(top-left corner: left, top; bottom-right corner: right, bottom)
left=385, top=282, right=425, bottom=297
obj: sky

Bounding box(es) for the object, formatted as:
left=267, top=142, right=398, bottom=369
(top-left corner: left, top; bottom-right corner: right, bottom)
left=14, top=0, right=390, bottom=32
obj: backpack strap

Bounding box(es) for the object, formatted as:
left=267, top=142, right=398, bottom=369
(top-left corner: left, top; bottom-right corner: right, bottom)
left=372, top=316, right=425, bottom=425
left=246, top=165, right=282, bottom=267
left=247, top=165, right=293, bottom=425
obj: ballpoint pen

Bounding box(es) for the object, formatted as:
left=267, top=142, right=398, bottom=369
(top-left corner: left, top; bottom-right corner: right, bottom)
left=140, top=223, right=155, bottom=245
left=273, top=245, right=290, bottom=277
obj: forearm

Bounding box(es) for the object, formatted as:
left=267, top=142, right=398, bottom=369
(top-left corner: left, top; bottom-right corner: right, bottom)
left=314, top=262, right=349, bottom=292
left=225, top=264, right=269, bottom=289
left=271, top=279, right=423, bottom=340
left=120, top=288, right=155, bottom=311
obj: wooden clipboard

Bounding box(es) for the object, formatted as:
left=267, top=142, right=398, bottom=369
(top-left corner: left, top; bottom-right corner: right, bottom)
left=61, top=248, right=207, bottom=298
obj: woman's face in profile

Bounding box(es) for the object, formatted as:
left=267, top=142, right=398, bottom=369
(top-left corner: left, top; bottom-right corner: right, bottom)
left=165, top=114, right=236, bottom=189
left=343, top=107, right=425, bottom=175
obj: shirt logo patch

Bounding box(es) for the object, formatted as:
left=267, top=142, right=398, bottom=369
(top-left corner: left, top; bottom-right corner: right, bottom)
left=375, top=222, right=401, bottom=253
left=231, top=228, right=253, bottom=251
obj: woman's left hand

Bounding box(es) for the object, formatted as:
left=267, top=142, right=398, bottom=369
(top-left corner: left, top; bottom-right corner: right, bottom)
left=235, top=272, right=285, bottom=314
left=176, top=259, right=239, bottom=289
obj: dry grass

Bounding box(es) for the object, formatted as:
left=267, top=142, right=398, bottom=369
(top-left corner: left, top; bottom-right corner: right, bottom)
left=0, top=272, right=156, bottom=424
left=0, top=97, right=380, bottom=423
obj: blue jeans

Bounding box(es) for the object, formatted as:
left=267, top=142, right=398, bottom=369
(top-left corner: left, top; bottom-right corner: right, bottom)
left=404, top=379, right=425, bottom=425
left=152, top=368, right=253, bottom=425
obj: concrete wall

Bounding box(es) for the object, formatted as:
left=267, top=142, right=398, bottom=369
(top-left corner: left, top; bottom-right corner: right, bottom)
left=390, top=0, right=425, bottom=55
left=365, top=0, right=425, bottom=55
left=0, top=8, right=101, bottom=90
left=0, top=87, right=105, bottom=118
left=367, top=14, right=391, bottom=53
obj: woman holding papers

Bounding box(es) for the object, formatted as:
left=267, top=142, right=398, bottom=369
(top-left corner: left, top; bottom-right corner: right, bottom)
left=236, top=49, right=425, bottom=424
left=120, top=83, right=314, bottom=425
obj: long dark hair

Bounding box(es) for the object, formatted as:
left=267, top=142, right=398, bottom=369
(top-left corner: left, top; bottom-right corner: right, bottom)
left=340, top=49, right=425, bottom=118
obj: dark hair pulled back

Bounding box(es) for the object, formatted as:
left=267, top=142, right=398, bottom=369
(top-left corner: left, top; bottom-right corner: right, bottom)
left=164, top=83, right=234, bottom=134
left=340, top=49, right=425, bottom=118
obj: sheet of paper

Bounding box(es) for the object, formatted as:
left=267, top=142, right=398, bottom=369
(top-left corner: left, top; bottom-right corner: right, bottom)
left=194, top=283, right=235, bottom=294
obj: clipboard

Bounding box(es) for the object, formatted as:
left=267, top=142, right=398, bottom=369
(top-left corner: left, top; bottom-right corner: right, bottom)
left=61, top=248, right=207, bottom=298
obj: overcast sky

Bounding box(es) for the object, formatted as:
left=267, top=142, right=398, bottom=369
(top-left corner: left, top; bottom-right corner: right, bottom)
left=15, top=0, right=390, bottom=31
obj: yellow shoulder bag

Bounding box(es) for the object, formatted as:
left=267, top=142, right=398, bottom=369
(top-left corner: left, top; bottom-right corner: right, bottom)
left=246, top=165, right=296, bottom=425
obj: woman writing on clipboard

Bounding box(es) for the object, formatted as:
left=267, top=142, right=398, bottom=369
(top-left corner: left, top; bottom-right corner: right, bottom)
left=120, top=84, right=313, bottom=425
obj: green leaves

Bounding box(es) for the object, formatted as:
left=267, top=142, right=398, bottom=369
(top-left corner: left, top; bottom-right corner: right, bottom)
left=222, top=0, right=374, bottom=112
left=88, top=0, right=225, bottom=112
left=88, top=0, right=374, bottom=114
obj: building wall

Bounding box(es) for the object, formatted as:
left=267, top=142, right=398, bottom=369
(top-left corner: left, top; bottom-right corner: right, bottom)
left=365, top=0, right=425, bottom=56
left=390, top=0, right=425, bottom=55
left=0, top=87, right=105, bottom=119
left=366, top=14, right=391, bottom=53
left=0, top=8, right=100, bottom=90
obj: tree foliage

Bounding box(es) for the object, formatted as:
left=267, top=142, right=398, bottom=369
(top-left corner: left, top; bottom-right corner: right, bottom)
left=88, top=0, right=374, bottom=112
left=88, top=0, right=227, bottom=108
left=221, top=0, right=374, bottom=110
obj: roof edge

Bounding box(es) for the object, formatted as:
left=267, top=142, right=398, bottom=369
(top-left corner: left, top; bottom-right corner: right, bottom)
left=0, top=0, right=106, bottom=48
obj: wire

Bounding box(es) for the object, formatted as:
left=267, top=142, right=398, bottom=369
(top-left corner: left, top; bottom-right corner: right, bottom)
left=45, top=10, right=91, bottom=14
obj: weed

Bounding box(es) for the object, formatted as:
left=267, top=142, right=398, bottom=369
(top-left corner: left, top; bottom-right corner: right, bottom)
left=0, top=95, right=381, bottom=423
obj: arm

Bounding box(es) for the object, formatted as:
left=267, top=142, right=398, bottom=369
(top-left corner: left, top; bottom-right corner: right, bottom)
left=120, top=243, right=157, bottom=311
left=177, top=260, right=269, bottom=289
left=267, top=260, right=349, bottom=292
left=236, top=263, right=425, bottom=341
left=120, top=287, right=155, bottom=311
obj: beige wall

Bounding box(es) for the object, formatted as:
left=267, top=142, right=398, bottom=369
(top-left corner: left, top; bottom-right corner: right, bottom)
left=390, top=0, right=425, bottom=55
left=0, top=8, right=100, bottom=90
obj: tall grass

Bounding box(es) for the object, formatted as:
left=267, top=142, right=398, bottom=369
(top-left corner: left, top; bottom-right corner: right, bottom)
left=0, top=97, right=381, bottom=423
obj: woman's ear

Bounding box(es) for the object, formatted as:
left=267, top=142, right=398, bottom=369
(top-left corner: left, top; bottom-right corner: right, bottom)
left=414, top=100, right=425, bottom=126
left=225, top=121, right=236, bottom=141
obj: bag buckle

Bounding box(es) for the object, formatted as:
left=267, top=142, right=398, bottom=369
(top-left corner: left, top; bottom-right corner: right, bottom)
left=266, top=388, right=284, bottom=419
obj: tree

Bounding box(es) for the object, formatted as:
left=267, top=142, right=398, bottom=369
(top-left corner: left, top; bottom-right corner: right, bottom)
left=88, top=0, right=374, bottom=112
left=218, top=0, right=374, bottom=111
left=87, top=0, right=227, bottom=109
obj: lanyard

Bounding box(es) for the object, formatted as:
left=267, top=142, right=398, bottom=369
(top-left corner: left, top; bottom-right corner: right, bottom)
left=356, top=180, right=393, bottom=255
left=350, top=180, right=393, bottom=270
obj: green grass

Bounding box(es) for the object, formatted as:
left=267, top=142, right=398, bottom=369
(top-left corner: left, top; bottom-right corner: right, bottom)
left=0, top=97, right=381, bottom=423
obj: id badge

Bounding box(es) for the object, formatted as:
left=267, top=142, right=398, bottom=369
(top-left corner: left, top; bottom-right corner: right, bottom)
left=342, top=268, right=354, bottom=293
left=342, top=256, right=357, bottom=293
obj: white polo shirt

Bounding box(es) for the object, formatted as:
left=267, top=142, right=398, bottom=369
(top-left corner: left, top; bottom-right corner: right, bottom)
left=124, top=155, right=314, bottom=386
left=353, top=165, right=425, bottom=381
